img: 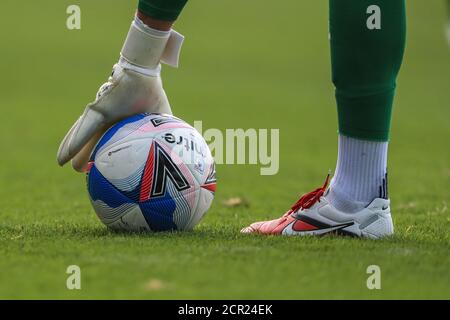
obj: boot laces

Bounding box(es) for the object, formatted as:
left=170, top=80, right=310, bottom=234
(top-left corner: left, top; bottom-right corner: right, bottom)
left=287, top=173, right=330, bottom=216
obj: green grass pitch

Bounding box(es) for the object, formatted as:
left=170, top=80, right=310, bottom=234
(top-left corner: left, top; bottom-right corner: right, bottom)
left=0, top=1, right=449, bottom=299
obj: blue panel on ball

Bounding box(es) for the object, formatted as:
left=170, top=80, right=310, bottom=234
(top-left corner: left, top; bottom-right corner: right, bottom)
left=139, top=192, right=178, bottom=232
left=88, top=164, right=134, bottom=209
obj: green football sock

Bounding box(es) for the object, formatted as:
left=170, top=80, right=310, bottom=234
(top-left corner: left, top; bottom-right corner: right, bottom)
left=138, top=0, right=188, bottom=21
left=329, top=0, right=406, bottom=141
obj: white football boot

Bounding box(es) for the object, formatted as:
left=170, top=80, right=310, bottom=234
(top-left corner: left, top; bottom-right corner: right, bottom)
left=57, top=17, right=184, bottom=172
left=241, top=174, right=394, bottom=239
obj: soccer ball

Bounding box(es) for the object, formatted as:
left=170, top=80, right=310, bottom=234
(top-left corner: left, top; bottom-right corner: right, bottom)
left=86, top=113, right=216, bottom=232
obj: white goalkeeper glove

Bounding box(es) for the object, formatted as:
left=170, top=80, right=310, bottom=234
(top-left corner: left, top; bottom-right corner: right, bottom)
left=57, top=17, right=184, bottom=172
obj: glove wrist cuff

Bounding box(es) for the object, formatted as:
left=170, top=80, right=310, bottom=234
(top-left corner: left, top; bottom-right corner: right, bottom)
left=120, top=18, right=184, bottom=70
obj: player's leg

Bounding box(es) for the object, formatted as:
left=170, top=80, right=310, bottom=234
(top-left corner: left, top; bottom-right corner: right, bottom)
left=242, top=0, right=406, bottom=238
left=326, top=0, right=406, bottom=213
left=57, top=0, right=189, bottom=171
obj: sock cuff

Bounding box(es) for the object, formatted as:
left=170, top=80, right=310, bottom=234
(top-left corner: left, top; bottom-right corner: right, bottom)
left=332, top=134, right=388, bottom=201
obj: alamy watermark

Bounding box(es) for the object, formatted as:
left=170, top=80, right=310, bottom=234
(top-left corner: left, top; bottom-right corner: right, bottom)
left=66, top=5, right=81, bottom=30
left=366, top=5, right=381, bottom=30
left=66, top=265, right=81, bottom=290
left=366, top=265, right=381, bottom=290
left=194, top=121, right=279, bottom=176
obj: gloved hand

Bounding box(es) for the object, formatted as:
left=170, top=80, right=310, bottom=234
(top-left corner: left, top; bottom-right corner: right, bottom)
left=57, top=17, right=184, bottom=172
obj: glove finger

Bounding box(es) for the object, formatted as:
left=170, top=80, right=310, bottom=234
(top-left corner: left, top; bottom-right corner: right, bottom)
left=71, top=124, right=109, bottom=172
left=57, top=117, right=81, bottom=166
left=57, top=107, right=105, bottom=166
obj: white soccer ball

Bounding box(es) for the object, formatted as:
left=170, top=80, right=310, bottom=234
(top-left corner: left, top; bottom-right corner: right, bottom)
left=86, top=113, right=216, bottom=232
